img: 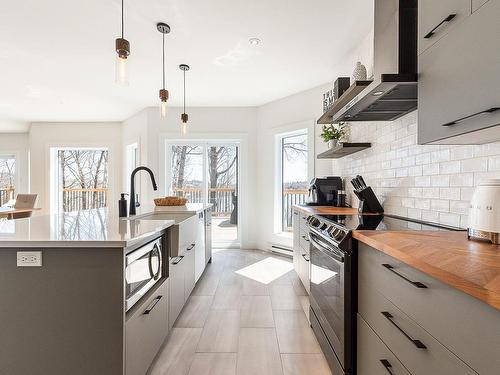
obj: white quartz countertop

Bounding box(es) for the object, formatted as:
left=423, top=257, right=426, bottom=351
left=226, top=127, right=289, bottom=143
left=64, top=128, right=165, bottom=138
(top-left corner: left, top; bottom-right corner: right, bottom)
left=0, top=208, right=175, bottom=248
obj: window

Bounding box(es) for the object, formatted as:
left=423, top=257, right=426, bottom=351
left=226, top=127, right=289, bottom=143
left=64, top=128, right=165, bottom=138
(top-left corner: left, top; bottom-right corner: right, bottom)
left=279, top=131, right=308, bottom=232
left=125, top=143, right=139, bottom=195
left=0, top=155, right=16, bottom=206
left=54, top=149, right=109, bottom=212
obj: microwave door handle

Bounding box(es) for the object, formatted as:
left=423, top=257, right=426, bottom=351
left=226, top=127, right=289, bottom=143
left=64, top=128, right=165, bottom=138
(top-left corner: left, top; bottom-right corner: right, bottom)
left=309, top=234, right=344, bottom=263
left=147, top=249, right=154, bottom=279
left=151, top=245, right=161, bottom=280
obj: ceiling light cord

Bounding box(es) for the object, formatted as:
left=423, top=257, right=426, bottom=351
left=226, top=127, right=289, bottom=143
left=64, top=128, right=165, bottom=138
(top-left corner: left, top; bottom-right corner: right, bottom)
left=183, top=69, right=186, bottom=113
left=162, top=33, right=166, bottom=89
left=121, top=0, right=124, bottom=39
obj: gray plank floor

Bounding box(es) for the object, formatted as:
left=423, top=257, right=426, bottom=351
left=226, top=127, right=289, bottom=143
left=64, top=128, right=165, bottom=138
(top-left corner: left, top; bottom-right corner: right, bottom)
left=148, top=249, right=332, bottom=375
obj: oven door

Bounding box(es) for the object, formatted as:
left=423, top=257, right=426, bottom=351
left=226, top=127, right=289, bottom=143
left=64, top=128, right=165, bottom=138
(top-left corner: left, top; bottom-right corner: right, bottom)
left=125, top=238, right=162, bottom=311
left=309, top=230, right=347, bottom=369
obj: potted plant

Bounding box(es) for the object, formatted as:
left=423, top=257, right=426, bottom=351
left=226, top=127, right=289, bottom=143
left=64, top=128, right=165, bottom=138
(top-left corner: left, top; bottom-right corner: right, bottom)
left=320, top=123, right=347, bottom=148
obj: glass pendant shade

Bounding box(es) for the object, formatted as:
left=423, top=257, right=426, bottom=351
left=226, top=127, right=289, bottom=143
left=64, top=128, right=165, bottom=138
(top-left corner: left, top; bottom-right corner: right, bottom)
left=115, top=54, right=128, bottom=85
left=160, top=100, right=168, bottom=118
left=181, top=121, right=187, bottom=135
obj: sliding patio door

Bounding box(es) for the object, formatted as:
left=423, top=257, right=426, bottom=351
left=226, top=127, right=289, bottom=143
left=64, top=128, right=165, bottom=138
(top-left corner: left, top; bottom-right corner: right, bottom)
left=167, top=142, right=239, bottom=248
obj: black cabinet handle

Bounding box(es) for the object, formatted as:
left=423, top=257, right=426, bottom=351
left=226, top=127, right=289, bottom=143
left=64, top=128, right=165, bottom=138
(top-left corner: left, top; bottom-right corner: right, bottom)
left=301, top=254, right=310, bottom=262
left=187, top=243, right=195, bottom=251
left=381, top=312, right=427, bottom=349
left=382, top=264, right=427, bottom=288
left=442, top=107, right=500, bottom=127
left=301, top=235, right=310, bottom=242
left=172, top=255, right=184, bottom=265
left=424, top=14, right=456, bottom=39
left=143, top=295, right=162, bottom=315
left=380, top=359, right=394, bottom=375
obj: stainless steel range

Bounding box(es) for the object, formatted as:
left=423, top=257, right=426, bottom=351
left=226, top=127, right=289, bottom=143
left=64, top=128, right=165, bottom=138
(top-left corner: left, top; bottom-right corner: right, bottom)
left=307, top=213, right=465, bottom=375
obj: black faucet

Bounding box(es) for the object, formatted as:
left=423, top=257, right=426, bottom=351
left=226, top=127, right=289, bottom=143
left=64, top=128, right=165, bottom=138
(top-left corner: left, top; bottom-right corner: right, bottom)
left=130, top=166, right=158, bottom=216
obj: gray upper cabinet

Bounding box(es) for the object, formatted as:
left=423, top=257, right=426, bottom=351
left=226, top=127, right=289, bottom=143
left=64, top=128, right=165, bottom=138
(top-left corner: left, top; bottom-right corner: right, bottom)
left=418, top=0, right=500, bottom=144
left=418, top=0, right=471, bottom=55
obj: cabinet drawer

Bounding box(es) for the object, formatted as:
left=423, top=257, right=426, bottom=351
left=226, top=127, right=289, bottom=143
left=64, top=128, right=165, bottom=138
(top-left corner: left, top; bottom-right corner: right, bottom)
left=357, top=314, right=410, bottom=375
left=418, top=0, right=471, bottom=55
left=359, top=281, right=477, bottom=375
left=126, top=279, right=169, bottom=375
left=359, top=243, right=500, bottom=374
left=472, top=0, right=489, bottom=12
left=299, top=214, right=309, bottom=232
left=179, top=215, right=198, bottom=249
left=299, top=230, right=310, bottom=252
left=418, top=0, right=500, bottom=144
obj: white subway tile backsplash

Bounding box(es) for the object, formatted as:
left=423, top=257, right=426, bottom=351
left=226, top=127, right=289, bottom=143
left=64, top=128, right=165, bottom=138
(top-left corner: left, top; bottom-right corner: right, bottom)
left=336, top=111, right=500, bottom=228
left=461, top=158, right=488, bottom=172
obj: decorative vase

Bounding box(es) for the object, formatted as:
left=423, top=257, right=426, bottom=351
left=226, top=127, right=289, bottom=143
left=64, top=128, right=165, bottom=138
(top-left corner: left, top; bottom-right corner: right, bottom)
left=328, top=140, right=340, bottom=149
left=352, top=61, right=367, bottom=81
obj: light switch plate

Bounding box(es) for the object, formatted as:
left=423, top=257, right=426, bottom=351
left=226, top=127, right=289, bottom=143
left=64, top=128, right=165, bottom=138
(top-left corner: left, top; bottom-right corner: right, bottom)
left=17, top=251, right=42, bottom=267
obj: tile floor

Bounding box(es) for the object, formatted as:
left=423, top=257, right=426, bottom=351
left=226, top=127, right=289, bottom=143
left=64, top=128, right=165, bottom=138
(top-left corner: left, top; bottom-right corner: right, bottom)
left=148, top=249, right=332, bottom=375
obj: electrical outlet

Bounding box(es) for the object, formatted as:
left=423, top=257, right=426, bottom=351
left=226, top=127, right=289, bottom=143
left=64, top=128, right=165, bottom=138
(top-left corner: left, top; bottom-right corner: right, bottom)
left=17, top=251, right=42, bottom=267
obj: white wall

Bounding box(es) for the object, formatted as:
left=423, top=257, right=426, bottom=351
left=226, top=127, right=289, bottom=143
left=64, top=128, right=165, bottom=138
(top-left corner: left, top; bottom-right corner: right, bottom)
left=335, top=111, right=500, bottom=228
left=29, top=122, right=122, bottom=214
left=0, top=133, right=30, bottom=194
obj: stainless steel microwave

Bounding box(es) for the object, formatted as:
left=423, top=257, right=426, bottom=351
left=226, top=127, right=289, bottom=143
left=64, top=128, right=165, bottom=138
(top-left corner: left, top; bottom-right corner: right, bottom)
left=125, top=237, right=163, bottom=311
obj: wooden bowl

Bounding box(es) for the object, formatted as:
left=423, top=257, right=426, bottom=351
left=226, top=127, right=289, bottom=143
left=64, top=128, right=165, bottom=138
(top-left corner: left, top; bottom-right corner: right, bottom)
left=154, top=196, right=188, bottom=206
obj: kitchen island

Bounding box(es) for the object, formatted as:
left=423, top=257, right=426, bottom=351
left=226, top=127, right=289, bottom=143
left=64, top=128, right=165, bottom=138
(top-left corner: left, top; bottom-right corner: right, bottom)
left=0, top=205, right=212, bottom=375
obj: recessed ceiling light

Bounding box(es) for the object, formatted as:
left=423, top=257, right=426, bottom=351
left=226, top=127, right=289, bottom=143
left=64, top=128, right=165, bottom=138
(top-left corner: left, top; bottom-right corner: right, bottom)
left=249, top=38, right=261, bottom=46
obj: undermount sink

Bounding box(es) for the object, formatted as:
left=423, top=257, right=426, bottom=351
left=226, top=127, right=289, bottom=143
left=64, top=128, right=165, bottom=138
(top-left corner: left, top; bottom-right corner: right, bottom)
left=122, top=212, right=195, bottom=225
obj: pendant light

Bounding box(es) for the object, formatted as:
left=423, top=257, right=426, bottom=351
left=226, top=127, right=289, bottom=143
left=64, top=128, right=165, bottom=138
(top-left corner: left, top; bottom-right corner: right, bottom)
left=115, top=0, right=130, bottom=85
left=179, top=64, right=190, bottom=135
left=157, top=22, right=171, bottom=118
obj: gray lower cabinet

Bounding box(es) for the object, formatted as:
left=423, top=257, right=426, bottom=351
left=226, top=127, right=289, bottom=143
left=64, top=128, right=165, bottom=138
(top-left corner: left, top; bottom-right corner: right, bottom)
left=472, top=0, right=490, bottom=12
left=357, top=314, right=410, bottom=375
left=169, top=255, right=186, bottom=328
left=418, top=0, right=500, bottom=144
left=184, top=245, right=196, bottom=301
left=358, top=243, right=499, bottom=375
left=126, top=279, right=169, bottom=375
left=292, top=210, right=310, bottom=294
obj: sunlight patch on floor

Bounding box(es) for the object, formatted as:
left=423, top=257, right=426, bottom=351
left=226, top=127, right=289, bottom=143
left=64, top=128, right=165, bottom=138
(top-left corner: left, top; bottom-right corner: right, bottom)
left=235, top=257, right=294, bottom=284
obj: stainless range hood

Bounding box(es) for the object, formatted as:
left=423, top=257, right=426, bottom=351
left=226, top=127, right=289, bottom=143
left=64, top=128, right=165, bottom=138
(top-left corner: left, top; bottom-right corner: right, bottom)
left=318, top=0, right=417, bottom=124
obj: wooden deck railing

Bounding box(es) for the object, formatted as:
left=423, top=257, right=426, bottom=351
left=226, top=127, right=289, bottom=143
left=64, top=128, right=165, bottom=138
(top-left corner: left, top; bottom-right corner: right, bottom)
left=0, top=187, right=15, bottom=206
left=172, top=187, right=236, bottom=216
left=283, top=189, right=308, bottom=231
left=62, top=188, right=108, bottom=212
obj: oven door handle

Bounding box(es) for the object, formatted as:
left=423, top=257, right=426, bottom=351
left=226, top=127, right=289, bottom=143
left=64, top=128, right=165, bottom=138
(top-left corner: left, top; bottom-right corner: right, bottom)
left=309, top=234, right=344, bottom=263
left=149, top=244, right=162, bottom=280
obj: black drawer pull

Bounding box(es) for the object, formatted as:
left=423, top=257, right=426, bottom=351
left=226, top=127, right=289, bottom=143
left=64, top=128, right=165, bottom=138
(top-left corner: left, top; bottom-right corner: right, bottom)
left=424, top=14, right=456, bottom=39
left=143, top=295, right=162, bottom=315
left=382, top=264, right=427, bottom=288
left=442, top=107, right=500, bottom=126
left=381, top=311, right=427, bottom=349
left=187, top=243, right=195, bottom=251
left=380, top=359, right=394, bottom=375
left=301, top=253, right=310, bottom=262
left=172, top=255, right=184, bottom=265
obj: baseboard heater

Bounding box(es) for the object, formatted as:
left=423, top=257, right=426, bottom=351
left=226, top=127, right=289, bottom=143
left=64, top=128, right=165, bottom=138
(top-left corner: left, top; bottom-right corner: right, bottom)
left=270, top=245, right=293, bottom=257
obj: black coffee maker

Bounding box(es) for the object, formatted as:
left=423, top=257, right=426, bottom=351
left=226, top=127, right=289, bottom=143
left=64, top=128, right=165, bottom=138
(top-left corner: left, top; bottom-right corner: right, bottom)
left=307, top=177, right=343, bottom=206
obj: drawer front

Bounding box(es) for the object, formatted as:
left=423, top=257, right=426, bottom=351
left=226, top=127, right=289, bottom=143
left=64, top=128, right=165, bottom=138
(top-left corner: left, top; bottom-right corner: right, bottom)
left=359, top=243, right=500, bottom=374
left=418, top=0, right=471, bottom=55
left=357, top=314, right=411, bottom=375
left=359, top=281, right=477, bottom=375
left=472, top=0, right=489, bottom=12
left=126, top=279, right=169, bottom=375
left=299, top=213, right=309, bottom=232
left=299, top=229, right=310, bottom=252
left=179, top=215, right=198, bottom=249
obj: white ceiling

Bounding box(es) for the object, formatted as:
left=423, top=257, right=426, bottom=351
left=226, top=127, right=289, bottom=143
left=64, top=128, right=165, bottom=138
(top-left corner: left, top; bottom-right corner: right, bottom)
left=0, top=0, right=373, bottom=131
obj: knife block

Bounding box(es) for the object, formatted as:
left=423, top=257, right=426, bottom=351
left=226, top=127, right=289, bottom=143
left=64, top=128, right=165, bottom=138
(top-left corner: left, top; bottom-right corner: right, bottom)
left=353, top=186, right=384, bottom=214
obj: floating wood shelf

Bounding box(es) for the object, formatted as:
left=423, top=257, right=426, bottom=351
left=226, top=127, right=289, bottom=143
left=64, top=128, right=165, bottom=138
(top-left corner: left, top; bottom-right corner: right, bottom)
left=317, top=80, right=373, bottom=124
left=317, top=142, right=371, bottom=159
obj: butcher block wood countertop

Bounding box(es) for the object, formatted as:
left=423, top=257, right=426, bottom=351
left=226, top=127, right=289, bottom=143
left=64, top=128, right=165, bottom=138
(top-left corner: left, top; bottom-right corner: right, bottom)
left=292, top=205, right=500, bottom=310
